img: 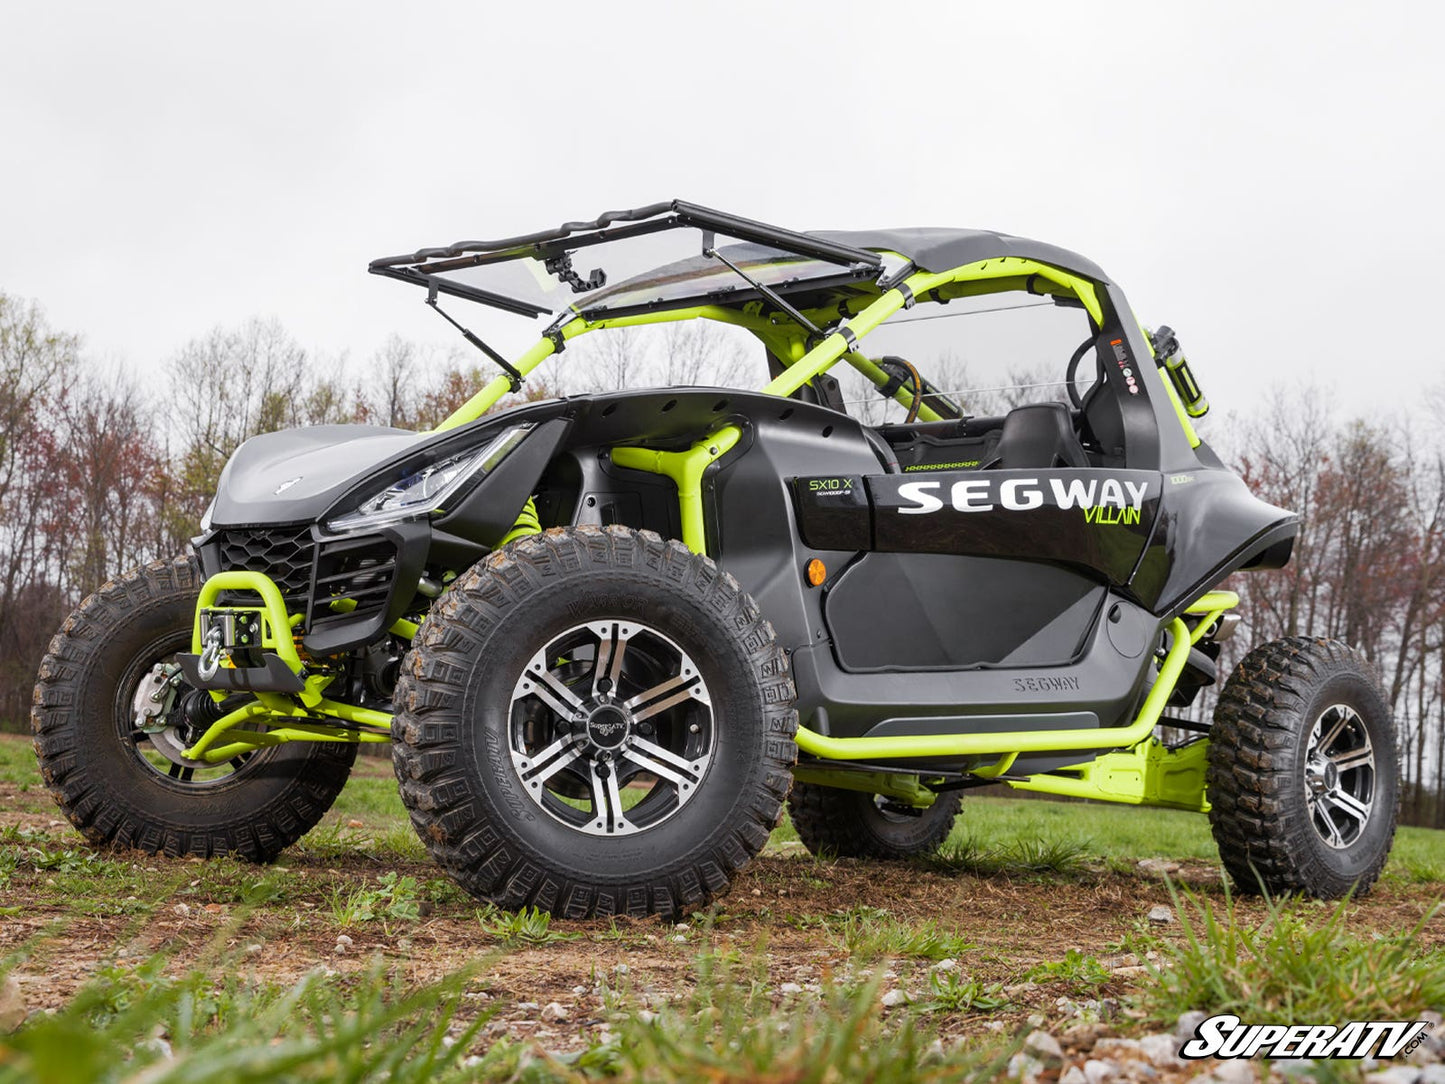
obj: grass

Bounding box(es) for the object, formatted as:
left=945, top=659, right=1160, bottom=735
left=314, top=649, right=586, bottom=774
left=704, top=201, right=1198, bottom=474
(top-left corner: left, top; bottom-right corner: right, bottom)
left=1021, top=948, right=1112, bottom=992
left=0, top=949, right=1018, bottom=1084
left=919, top=971, right=1012, bottom=1014
left=1, top=732, right=1443, bottom=1081
left=596, top=961, right=1015, bottom=1083
left=833, top=908, right=974, bottom=961
left=929, top=833, right=1091, bottom=878
left=1139, top=883, right=1445, bottom=1025
left=0, top=955, right=503, bottom=1084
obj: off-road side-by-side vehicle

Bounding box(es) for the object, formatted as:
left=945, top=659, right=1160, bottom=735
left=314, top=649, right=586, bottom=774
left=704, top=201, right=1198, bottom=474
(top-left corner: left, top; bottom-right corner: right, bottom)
left=33, top=202, right=1398, bottom=917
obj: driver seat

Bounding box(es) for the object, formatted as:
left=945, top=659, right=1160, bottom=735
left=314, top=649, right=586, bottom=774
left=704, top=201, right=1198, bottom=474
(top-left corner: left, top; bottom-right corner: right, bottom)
left=988, top=403, right=1090, bottom=469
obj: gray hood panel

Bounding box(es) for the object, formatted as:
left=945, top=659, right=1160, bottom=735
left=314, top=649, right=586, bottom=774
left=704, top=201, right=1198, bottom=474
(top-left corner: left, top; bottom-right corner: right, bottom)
left=211, top=425, right=422, bottom=526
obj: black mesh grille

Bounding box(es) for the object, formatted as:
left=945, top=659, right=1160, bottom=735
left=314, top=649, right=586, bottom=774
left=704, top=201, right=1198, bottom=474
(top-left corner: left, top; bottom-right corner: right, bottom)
left=309, top=536, right=399, bottom=633
left=215, top=526, right=315, bottom=612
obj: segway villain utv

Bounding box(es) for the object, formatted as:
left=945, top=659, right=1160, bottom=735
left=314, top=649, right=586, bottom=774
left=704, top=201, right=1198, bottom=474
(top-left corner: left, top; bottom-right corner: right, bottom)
left=33, top=201, right=1397, bottom=917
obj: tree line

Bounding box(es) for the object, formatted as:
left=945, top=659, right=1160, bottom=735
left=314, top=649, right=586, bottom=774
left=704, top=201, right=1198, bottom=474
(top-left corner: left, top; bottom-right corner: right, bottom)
left=1, top=291, right=1441, bottom=827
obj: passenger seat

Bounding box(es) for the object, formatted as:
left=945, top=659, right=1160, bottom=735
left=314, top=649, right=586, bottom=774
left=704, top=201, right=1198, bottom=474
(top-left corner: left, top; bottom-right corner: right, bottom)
left=987, top=403, right=1090, bottom=469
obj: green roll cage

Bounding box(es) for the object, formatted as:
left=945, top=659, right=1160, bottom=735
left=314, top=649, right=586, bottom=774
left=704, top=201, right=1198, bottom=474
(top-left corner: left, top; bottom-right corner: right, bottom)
left=182, top=248, right=1223, bottom=814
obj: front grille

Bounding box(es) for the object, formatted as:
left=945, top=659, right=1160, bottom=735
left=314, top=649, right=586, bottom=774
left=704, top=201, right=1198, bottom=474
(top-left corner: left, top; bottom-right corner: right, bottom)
left=215, top=526, right=315, bottom=613
left=211, top=526, right=401, bottom=640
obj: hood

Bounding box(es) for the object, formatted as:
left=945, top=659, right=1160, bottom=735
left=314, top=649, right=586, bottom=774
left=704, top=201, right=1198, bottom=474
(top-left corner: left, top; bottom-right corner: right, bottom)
left=210, top=424, right=423, bottom=526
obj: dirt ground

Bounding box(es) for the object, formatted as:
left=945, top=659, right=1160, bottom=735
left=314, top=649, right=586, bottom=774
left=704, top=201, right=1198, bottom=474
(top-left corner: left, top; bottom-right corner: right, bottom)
left=3, top=735, right=1443, bottom=1071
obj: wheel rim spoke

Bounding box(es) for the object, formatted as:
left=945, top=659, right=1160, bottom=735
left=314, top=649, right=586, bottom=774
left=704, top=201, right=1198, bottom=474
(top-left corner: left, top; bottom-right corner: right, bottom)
left=517, top=737, right=585, bottom=787
left=632, top=685, right=703, bottom=723
left=624, top=671, right=702, bottom=713
left=521, top=665, right=585, bottom=720
left=1315, top=706, right=1351, bottom=754
left=1330, top=744, right=1373, bottom=774
left=586, top=763, right=631, bottom=834
left=1312, top=798, right=1347, bottom=847
left=623, top=747, right=695, bottom=789
left=627, top=736, right=702, bottom=778
left=1326, top=789, right=1371, bottom=827
left=591, top=622, right=632, bottom=698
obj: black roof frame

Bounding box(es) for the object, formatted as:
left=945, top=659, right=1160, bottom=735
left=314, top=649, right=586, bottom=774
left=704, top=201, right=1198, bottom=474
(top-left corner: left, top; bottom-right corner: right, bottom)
left=368, top=200, right=886, bottom=320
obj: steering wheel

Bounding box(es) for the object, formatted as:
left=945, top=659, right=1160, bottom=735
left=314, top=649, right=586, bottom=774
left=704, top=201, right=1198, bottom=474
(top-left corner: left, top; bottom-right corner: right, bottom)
left=1066, top=336, right=1099, bottom=410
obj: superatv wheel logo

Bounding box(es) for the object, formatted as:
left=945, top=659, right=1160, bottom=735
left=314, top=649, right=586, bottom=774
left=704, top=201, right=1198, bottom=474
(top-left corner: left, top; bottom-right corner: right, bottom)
left=896, top=477, right=1149, bottom=520
left=1180, top=1014, right=1434, bottom=1061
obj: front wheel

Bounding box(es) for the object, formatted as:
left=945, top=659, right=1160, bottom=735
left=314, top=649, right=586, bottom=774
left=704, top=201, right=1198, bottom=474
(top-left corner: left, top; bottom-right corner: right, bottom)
left=1206, top=637, right=1398, bottom=898
left=391, top=526, right=798, bottom=919
left=31, top=557, right=356, bottom=861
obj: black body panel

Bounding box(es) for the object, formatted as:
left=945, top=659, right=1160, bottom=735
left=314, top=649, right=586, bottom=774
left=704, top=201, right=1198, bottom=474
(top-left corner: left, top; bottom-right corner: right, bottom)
left=210, top=425, right=419, bottom=527
left=825, top=553, right=1104, bottom=672
left=787, top=592, right=1159, bottom=767
left=1131, top=469, right=1298, bottom=617
left=795, top=469, right=1161, bottom=590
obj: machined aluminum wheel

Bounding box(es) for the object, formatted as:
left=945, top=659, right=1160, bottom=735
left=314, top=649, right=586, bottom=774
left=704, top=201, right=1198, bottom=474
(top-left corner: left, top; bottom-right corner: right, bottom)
left=1207, top=636, right=1398, bottom=899
left=391, top=526, right=797, bottom=919
left=508, top=620, right=715, bottom=836
left=1303, top=703, right=1376, bottom=849
left=31, top=556, right=355, bottom=861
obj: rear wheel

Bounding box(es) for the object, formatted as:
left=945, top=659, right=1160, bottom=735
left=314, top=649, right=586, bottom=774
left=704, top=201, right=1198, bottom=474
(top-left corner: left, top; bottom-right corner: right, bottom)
left=391, top=526, right=797, bottom=919
left=1207, top=637, right=1398, bottom=898
left=789, top=782, right=961, bottom=859
left=31, top=557, right=356, bottom=861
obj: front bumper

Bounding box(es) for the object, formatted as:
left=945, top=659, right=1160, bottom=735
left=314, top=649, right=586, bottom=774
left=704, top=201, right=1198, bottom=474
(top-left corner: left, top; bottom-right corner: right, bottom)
left=178, top=570, right=310, bottom=693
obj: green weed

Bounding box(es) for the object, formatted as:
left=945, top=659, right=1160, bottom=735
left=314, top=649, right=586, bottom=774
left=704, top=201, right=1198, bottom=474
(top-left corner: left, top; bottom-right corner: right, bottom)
left=0, top=954, right=501, bottom=1084
left=1021, top=948, right=1111, bottom=992
left=931, top=834, right=1089, bottom=877
left=326, top=872, right=421, bottom=926
left=602, top=960, right=1014, bottom=1083
left=919, top=970, right=1012, bottom=1014
left=474, top=903, right=579, bottom=945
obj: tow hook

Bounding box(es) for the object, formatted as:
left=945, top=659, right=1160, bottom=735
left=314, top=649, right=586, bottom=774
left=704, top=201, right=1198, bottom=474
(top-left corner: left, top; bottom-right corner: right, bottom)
left=197, top=626, right=224, bottom=681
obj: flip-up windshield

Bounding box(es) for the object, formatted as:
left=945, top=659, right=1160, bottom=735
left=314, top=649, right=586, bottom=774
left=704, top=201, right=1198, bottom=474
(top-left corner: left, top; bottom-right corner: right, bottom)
left=369, top=200, right=886, bottom=321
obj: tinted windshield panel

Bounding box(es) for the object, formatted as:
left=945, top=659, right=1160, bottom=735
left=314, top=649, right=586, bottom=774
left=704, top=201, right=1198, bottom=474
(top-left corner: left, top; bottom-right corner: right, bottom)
left=426, top=231, right=873, bottom=317
left=578, top=242, right=865, bottom=316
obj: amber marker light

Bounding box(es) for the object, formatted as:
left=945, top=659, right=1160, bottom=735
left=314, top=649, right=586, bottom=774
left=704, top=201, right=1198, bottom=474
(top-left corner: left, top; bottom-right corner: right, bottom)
left=805, top=559, right=827, bottom=587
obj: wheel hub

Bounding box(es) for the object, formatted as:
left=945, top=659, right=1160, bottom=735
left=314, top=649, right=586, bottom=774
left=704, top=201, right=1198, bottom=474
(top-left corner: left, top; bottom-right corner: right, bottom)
left=585, top=704, right=631, bottom=751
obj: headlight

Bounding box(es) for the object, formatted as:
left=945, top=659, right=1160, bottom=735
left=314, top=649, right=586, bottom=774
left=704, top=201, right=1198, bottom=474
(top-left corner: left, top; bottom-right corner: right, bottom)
left=325, top=425, right=531, bottom=533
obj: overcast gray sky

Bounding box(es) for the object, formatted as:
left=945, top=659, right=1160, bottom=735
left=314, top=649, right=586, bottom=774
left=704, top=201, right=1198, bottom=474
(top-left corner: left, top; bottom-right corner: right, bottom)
left=2, top=1, right=1440, bottom=426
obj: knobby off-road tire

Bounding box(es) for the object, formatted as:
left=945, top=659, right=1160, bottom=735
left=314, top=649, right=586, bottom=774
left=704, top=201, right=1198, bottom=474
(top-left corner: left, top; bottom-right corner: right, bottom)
left=391, top=526, right=798, bottom=920
left=1207, top=637, right=1398, bottom=898
left=31, top=556, right=356, bottom=861
left=789, top=783, right=961, bottom=860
